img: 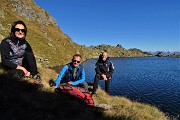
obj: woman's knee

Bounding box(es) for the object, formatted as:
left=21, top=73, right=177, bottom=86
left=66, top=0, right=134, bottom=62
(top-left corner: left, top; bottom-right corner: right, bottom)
left=7, top=69, right=25, bottom=77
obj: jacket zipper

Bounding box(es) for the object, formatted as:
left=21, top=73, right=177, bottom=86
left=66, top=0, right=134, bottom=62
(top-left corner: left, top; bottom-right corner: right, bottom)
left=17, top=40, right=21, bottom=65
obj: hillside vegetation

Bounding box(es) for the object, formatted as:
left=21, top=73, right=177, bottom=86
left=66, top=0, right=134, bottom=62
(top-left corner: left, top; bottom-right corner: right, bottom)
left=0, top=0, right=168, bottom=120
left=0, top=0, right=150, bottom=67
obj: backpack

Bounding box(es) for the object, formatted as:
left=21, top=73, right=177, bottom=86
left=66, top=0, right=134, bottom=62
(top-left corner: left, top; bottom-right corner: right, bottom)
left=57, top=84, right=94, bottom=106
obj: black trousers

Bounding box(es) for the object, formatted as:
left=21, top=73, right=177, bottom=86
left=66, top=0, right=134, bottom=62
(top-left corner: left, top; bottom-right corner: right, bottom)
left=93, top=74, right=111, bottom=93
left=75, top=82, right=89, bottom=92
left=5, top=52, right=38, bottom=77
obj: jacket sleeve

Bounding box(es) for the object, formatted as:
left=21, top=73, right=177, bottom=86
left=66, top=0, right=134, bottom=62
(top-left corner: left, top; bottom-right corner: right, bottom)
left=1, top=40, right=18, bottom=69
left=72, top=68, right=85, bottom=86
left=109, top=61, right=114, bottom=77
left=25, top=41, right=33, bottom=53
left=95, top=62, right=102, bottom=75
left=55, top=65, right=68, bottom=87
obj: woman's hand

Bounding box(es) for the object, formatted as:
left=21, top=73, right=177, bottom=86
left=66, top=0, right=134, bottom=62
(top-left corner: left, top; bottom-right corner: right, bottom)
left=16, top=65, right=30, bottom=77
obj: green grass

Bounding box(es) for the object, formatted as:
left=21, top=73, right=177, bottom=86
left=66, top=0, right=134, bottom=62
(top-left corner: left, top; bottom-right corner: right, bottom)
left=0, top=66, right=168, bottom=120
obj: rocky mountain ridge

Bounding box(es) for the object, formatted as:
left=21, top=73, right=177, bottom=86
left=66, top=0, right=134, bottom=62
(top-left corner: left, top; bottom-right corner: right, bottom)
left=0, top=0, right=150, bottom=67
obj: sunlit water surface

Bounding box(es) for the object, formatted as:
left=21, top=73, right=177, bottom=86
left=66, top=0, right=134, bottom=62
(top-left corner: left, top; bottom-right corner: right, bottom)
left=82, top=57, right=180, bottom=118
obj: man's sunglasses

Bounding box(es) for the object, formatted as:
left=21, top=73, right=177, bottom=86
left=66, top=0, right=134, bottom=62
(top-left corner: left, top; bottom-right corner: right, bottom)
left=14, top=28, right=26, bottom=33
left=73, top=60, right=80, bottom=63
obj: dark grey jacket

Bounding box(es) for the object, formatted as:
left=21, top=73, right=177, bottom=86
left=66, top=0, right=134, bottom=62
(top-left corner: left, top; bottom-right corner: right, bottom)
left=1, top=37, right=33, bottom=69
left=95, top=57, right=114, bottom=78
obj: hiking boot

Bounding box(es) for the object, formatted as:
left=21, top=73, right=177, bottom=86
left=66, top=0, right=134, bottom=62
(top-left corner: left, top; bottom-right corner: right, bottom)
left=32, top=73, right=43, bottom=86
left=91, top=89, right=98, bottom=95
left=49, top=79, right=56, bottom=87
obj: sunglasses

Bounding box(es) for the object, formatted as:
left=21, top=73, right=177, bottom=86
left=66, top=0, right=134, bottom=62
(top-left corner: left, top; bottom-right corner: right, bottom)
left=73, top=60, right=80, bottom=63
left=14, top=28, right=26, bottom=33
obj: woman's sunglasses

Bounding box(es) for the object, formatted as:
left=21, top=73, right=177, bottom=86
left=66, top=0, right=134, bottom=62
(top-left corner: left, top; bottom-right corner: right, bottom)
left=14, top=28, right=26, bottom=33
left=73, top=60, right=80, bottom=63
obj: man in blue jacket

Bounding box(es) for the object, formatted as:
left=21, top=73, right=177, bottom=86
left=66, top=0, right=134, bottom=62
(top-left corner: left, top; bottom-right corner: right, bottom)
left=55, top=54, right=88, bottom=92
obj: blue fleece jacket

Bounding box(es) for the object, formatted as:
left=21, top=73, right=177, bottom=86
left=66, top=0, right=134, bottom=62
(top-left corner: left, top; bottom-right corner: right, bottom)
left=55, top=64, right=85, bottom=87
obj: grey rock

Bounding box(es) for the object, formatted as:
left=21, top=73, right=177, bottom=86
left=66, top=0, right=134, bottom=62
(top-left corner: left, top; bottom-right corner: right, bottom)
left=10, top=0, right=57, bottom=26
left=98, top=104, right=113, bottom=110
left=0, top=24, right=5, bottom=31
left=0, top=9, right=5, bottom=19
left=48, top=43, right=53, bottom=47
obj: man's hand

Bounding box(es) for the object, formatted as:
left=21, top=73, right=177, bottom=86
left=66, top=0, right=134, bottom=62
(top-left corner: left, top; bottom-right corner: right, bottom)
left=102, top=74, right=108, bottom=81
left=68, top=81, right=72, bottom=85
left=49, top=79, right=56, bottom=87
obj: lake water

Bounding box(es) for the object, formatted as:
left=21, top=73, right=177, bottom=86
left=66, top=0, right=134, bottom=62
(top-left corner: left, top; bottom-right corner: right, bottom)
left=82, top=57, right=180, bottom=118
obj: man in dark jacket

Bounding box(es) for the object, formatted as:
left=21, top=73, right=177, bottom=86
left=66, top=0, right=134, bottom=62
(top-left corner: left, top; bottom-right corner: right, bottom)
left=92, top=51, right=114, bottom=94
left=55, top=54, right=88, bottom=91
left=0, top=20, right=42, bottom=85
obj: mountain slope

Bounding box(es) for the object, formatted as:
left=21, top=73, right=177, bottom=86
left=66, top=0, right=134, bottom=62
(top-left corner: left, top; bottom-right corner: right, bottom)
left=0, top=0, right=150, bottom=66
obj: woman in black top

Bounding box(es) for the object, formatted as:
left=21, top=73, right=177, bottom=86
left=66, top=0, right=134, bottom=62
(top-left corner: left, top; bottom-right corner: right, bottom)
left=1, top=20, right=42, bottom=85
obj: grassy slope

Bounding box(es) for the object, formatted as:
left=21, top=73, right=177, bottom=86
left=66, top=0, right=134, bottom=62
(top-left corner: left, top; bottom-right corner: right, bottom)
left=0, top=0, right=90, bottom=66
left=0, top=68, right=168, bottom=120
left=0, top=0, right=168, bottom=119
left=0, top=0, right=150, bottom=67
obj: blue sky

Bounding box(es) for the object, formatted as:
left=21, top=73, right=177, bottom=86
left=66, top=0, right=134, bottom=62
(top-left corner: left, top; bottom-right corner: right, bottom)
left=34, top=0, right=179, bottom=52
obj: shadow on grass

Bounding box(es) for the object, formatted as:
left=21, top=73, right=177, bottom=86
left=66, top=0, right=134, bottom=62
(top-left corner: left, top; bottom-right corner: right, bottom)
left=0, top=74, right=125, bottom=120
left=49, top=65, right=64, bottom=74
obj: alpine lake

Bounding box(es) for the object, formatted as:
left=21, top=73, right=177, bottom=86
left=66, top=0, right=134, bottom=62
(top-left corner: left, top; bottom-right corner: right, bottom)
left=82, top=57, right=180, bottom=119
